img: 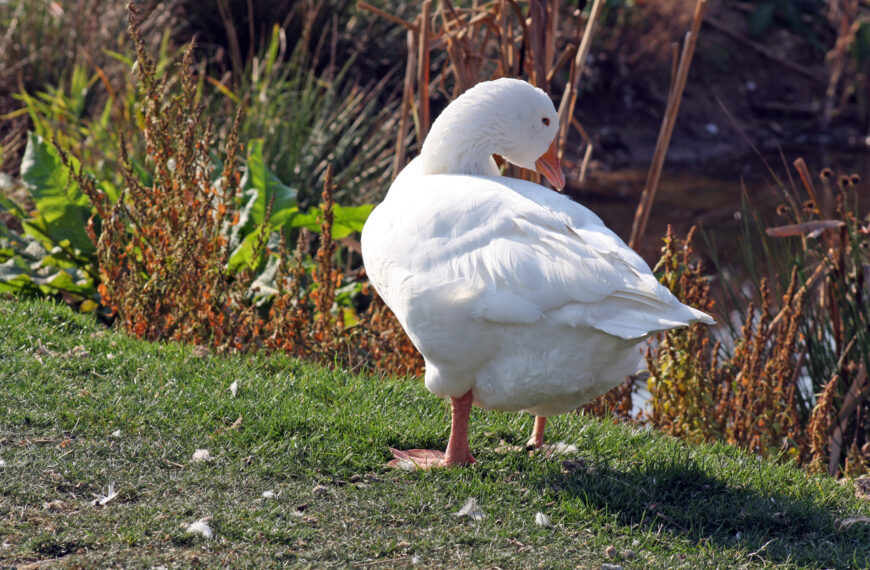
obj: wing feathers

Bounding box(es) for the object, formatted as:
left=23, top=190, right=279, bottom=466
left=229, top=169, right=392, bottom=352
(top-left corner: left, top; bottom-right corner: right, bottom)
left=369, top=171, right=713, bottom=339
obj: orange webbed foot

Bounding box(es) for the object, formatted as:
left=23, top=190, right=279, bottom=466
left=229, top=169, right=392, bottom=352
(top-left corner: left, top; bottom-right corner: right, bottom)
left=387, top=448, right=475, bottom=470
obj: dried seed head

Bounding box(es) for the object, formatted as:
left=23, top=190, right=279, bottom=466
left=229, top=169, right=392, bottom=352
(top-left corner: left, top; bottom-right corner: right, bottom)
left=820, top=167, right=833, bottom=180
left=850, top=174, right=860, bottom=186
left=840, top=175, right=851, bottom=188
left=776, top=204, right=789, bottom=217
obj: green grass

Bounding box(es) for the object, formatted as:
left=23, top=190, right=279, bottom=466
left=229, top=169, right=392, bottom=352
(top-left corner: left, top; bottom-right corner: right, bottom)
left=1, top=298, right=868, bottom=568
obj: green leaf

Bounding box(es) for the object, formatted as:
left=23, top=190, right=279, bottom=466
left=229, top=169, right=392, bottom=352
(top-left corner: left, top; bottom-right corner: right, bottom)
left=34, top=268, right=93, bottom=296
left=290, top=203, right=373, bottom=239
left=332, top=203, right=374, bottom=239
left=20, top=132, right=94, bottom=254
left=227, top=226, right=269, bottom=273
left=240, top=139, right=298, bottom=229
left=0, top=258, right=34, bottom=292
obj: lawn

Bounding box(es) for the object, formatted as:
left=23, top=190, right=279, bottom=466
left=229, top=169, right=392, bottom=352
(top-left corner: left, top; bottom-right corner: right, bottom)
left=1, top=297, right=868, bottom=568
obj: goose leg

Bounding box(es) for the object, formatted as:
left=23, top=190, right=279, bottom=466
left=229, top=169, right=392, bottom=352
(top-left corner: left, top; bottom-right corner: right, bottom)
left=527, top=415, right=547, bottom=449
left=444, top=390, right=476, bottom=465
left=388, top=390, right=476, bottom=469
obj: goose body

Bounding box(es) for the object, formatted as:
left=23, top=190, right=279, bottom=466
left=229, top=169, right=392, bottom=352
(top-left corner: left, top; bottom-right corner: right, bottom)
left=362, top=78, right=713, bottom=466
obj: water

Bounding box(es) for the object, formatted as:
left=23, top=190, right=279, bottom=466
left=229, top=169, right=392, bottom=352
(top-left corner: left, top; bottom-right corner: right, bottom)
left=570, top=146, right=870, bottom=263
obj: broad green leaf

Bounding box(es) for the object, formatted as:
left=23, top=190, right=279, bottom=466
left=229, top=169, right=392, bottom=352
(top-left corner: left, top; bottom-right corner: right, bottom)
left=240, top=139, right=298, bottom=229
left=20, top=132, right=94, bottom=253
left=227, top=226, right=269, bottom=273
left=290, top=203, right=373, bottom=239
left=34, top=268, right=92, bottom=296
left=0, top=258, right=35, bottom=293
left=333, top=203, right=374, bottom=238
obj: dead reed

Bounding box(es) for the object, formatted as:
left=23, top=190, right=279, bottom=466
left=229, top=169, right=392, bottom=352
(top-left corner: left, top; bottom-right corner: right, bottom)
left=763, top=160, right=870, bottom=476
left=360, top=0, right=611, bottom=185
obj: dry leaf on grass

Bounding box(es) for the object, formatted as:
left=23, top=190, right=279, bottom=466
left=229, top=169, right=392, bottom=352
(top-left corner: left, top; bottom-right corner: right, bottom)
left=43, top=499, right=66, bottom=511
left=839, top=516, right=870, bottom=529
left=61, top=345, right=90, bottom=359
left=493, top=442, right=524, bottom=454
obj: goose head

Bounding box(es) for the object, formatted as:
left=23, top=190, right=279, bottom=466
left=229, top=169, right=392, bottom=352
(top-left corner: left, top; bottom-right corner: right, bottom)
left=419, top=78, right=565, bottom=189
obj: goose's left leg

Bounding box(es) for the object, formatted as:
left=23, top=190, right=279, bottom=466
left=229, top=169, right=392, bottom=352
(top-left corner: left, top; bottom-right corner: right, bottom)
left=388, top=390, right=476, bottom=469
left=526, top=415, right=547, bottom=449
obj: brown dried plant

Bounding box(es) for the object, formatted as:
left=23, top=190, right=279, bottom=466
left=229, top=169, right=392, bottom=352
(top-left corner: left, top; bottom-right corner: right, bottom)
left=64, top=6, right=255, bottom=349
left=644, top=227, right=807, bottom=462
left=808, top=374, right=841, bottom=473
left=59, top=4, right=423, bottom=376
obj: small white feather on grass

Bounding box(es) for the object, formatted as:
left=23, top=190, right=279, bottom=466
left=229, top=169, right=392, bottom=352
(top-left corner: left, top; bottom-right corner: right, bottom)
left=186, top=518, right=213, bottom=539
left=534, top=512, right=551, bottom=527
left=92, top=482, right=119, bottom=506
left=191, top=449, right=212, bottom=462
left=262, top=490, right=276, bottom=499
left=229, top=381, right=238, bottom=397
left=454, top=498, right=485, bottom=521
left=0, top=458, right=6, bottom=467
left=540, top=442, right=579, bottom=456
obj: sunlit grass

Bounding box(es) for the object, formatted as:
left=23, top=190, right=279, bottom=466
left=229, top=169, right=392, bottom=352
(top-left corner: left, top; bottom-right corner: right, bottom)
left=1, top=297, right=868, bottom=567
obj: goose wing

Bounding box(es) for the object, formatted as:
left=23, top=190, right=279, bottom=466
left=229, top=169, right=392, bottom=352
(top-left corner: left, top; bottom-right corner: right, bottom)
left=363, top=172, right=712, bottom=341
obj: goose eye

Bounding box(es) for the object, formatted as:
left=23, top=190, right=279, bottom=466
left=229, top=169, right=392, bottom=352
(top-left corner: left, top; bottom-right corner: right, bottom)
left=542, top=117, right=550, bottom=126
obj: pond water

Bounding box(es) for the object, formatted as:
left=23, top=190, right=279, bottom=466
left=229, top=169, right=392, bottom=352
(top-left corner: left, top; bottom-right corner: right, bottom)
left=572, top=145, right=870, bottom=265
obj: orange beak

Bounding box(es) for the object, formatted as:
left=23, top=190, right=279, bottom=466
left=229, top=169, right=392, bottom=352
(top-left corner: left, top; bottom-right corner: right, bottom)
left=534, top=137, right=565, bottom=190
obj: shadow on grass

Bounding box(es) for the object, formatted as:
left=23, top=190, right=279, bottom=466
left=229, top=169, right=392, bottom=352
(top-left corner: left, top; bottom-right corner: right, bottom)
left=541, top=458, right=869, bottom=567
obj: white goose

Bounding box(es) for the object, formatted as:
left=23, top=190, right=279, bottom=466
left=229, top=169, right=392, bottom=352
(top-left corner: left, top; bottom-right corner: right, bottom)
left=362, top=78, right=713, bottom=468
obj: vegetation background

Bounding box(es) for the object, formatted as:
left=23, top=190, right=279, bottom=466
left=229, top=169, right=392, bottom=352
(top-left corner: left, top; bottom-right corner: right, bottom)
left=2, top=0, right=870, bottom=565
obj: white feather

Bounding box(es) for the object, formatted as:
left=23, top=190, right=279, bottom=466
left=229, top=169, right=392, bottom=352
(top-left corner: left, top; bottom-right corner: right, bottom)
left=191, top=449, right=211, bottom=462
left=454, top=498, right=485, bottom=521
left=535, top=512, right=552, bottom=527
left=186, top=519, right=213, bottom=539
